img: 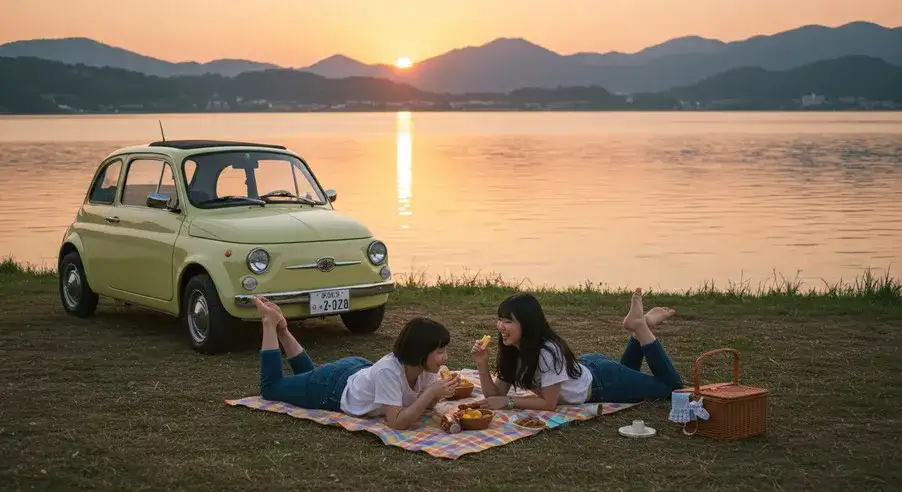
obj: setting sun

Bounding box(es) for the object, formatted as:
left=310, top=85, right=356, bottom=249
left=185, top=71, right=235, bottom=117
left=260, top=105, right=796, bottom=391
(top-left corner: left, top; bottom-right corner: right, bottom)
left=395, top=57, right=413, bottom=69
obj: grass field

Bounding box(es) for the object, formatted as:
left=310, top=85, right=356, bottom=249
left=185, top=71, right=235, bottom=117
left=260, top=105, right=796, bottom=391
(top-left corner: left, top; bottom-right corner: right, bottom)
left=1, top=257, right=900, bottom=491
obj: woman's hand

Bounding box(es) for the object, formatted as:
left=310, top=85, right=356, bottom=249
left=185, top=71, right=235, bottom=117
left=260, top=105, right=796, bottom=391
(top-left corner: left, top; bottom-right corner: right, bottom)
left=428, top=374, right=460, bottom=400
left=471, top=339, right=490, bottom=367
left=474, top=396, right=510, bottom=410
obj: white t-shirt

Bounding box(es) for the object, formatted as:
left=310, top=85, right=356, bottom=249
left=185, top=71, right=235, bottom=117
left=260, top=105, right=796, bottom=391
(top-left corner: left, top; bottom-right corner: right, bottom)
left=535, top=341, right=593, bottom=404
left=339, top=353, right=438, bottom=417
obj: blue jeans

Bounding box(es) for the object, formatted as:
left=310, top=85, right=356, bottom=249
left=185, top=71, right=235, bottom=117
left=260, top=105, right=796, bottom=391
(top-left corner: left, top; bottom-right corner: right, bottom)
left=580, top=337, right=684, bottom=403
left=259, top=349, right=372, bottom=411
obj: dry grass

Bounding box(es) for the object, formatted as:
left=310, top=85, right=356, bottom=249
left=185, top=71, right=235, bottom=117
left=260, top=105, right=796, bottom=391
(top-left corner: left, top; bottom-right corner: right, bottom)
left=1, top=263, right=901, bottom=491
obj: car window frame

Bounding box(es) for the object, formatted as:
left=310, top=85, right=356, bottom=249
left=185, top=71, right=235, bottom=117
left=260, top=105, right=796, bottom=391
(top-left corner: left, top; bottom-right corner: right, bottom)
left=86, top=157, right=125, bottom=206
left=119, top=153, right=183, bottom=213
left=180, top=149, right=331, bottom=210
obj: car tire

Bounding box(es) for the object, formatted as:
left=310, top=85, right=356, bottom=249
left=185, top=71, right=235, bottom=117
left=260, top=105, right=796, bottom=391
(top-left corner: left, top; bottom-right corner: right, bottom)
left=59, top=250, right=99, bottom=318
left=182, top=273, right=236, bottom=355
left=340, top=305, right=386, bottom=334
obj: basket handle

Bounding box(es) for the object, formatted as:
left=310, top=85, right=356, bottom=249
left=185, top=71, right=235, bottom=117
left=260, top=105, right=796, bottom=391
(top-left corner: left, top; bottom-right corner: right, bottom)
left=692, top=348, right=741, bottom=399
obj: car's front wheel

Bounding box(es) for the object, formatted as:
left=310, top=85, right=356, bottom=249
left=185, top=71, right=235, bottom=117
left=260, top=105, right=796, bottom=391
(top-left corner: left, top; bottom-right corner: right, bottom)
left=182, top=273, right=236, bottom=354
left=340, top=305, right=386, bottom=334
left=59, top=250, right=99, bottom=318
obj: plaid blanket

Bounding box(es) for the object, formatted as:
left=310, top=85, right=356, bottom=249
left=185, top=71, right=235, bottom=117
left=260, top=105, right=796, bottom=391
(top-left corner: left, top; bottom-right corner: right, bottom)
left=226, top=368, right=637, bottom=460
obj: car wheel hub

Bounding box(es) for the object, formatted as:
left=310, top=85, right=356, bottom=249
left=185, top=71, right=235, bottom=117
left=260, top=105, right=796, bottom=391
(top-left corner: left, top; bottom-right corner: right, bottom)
left=188, top=290, right=210, bottom=344
left=62, top=264, right=82, bottom=309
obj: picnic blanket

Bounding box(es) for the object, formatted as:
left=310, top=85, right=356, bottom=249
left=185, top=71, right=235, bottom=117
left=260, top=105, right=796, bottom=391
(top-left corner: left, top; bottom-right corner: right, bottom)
left=226, top=368, right=638, bottom=460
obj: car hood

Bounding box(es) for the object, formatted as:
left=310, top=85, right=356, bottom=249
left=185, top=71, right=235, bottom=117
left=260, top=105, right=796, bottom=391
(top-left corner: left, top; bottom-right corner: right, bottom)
left=188, top=207, right=372, bottom=244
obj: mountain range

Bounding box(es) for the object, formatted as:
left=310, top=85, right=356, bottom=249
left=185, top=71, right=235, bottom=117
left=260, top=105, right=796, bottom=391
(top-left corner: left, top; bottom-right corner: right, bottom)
left=1, top=21, right=901, bottom=94
left=3, top=54, right=899, bottom=115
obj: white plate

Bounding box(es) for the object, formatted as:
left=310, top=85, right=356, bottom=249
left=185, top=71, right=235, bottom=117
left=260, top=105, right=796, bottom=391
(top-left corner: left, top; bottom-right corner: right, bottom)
left=309, top=289, right=350, bottom=315
left=511, top=418, right=547, bottom=431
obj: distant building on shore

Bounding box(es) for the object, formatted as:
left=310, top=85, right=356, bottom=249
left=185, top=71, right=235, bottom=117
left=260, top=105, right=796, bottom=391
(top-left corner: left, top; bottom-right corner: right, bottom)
left=802, top=93, right=826, bottom=107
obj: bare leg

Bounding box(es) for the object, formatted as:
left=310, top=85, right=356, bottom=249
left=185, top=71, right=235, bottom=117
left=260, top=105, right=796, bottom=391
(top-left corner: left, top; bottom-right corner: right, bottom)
left=620, top=304, right=676, bottom=369
left=263, top=299, right=314, bottom=374
left=261, top=313, right=280, bottom=351
left=270, top=303, right=303, bottom=360
left=278, top=329, right=304, bottom=359
left=623, top=289, right=656, bottom=345
left=621, top=288, right=683, bottom=390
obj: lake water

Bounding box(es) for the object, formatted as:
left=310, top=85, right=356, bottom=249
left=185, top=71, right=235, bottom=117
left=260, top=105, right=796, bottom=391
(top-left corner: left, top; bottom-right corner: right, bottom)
left=1, top=111, right=900, bottom=292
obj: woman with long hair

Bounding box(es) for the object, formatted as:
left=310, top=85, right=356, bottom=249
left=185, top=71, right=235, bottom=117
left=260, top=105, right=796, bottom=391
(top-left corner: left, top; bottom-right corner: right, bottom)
left=471, top=288, right=683, bottom=411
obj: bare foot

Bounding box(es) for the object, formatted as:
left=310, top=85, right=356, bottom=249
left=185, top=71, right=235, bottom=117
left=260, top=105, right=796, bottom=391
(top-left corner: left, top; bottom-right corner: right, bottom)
left=623, top=288, right=648, bottom=332
left=645, top=306, right=675, bottom=328
left=623, top=288, right=657, bottom=345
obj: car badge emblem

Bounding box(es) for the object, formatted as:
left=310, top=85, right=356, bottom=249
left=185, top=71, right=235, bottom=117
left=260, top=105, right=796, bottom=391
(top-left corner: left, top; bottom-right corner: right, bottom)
left=316, top=257, right=336, bottom=272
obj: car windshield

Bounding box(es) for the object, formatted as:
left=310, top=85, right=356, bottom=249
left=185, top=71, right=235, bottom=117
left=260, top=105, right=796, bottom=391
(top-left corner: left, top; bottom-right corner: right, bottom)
left=182, top=150, right=327, bottom=208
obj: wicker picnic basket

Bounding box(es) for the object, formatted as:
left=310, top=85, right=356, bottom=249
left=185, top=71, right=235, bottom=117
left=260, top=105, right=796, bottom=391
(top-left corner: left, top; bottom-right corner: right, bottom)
left=676, top=348, right=768, bottom=441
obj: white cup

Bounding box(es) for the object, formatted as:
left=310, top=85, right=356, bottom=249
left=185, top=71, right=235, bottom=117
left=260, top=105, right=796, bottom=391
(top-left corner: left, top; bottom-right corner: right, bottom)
left=632, top=420, right=645, bottom=433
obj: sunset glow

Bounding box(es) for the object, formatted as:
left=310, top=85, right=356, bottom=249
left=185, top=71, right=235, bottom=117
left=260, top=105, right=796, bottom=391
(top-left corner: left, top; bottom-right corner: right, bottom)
left=395, top=57, right=413, bottom=69
left=3, top=0, right=899, bottom=67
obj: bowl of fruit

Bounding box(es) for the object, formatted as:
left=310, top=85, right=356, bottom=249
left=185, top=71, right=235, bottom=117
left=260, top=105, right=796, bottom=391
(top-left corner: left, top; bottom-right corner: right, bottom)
left=455, top=406, right=495, bottom=431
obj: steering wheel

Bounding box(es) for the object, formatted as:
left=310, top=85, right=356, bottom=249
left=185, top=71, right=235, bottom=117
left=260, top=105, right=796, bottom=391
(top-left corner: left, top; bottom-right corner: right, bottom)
left=260, top=190, right=296, bottom=198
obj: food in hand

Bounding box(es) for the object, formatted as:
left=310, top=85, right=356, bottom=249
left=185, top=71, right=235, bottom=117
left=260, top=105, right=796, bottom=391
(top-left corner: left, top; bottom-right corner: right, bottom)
left=479, top=335, right=492, bottom=349
left=440, top=367, right=454, bottom=380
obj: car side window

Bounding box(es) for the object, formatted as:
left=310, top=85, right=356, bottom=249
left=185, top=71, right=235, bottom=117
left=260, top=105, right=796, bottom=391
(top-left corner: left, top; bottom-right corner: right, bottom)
left=88, top=159, right=123, bottom=205
left=121, top=159, right=178, bottom=208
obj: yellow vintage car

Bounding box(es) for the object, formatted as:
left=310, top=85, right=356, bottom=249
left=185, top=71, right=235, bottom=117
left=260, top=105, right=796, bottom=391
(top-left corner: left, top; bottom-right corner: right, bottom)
left=57, top=139, right=395, bottom=354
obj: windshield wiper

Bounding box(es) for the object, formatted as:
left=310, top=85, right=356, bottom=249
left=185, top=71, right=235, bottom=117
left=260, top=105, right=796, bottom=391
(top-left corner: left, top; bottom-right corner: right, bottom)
left=260, top=190, right=318, bottom=205
left=199, top=195, right=266, bottom=207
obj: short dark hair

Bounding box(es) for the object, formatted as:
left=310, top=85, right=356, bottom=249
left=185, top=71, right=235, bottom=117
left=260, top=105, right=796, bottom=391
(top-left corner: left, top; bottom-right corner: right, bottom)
left=393, top=317, right=451, bottom=367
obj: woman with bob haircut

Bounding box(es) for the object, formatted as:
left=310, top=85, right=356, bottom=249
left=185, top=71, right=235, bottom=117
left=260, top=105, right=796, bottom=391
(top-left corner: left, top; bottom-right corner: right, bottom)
left=471, top=288, right=684, bottom=411
left=254, top=297, right=461, bottom=429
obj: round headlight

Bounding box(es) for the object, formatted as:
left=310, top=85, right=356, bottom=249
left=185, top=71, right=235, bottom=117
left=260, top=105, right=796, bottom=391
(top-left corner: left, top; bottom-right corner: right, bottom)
left=247, top=248, right=270, bottom=274
left=367, top=240, right=387, bottom=265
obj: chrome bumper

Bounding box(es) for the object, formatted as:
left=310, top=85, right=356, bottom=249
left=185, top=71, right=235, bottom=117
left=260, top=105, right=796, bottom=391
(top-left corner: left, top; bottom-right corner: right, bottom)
left=233, top=281, right=396, bottom=307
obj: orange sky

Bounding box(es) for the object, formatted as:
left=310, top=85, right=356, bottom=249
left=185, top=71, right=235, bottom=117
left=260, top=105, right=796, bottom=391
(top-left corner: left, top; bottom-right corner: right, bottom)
left=2, top=0, right=901, bottom=67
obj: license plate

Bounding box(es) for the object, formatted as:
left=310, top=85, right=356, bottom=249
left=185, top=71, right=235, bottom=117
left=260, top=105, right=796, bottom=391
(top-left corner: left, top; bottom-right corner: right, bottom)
left=309, top=289, right=350, bottom=315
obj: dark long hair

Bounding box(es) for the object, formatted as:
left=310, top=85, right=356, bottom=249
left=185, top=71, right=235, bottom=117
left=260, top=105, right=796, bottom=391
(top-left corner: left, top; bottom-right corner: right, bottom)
left=495, top=293, right=582, bottom=390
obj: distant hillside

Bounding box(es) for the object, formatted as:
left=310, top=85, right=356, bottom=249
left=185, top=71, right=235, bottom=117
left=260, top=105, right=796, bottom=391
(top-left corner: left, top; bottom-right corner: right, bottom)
left=0, top=57, right=433, bottom=113
left=568, top=36, right=727, bottom=67
left=2, top=21, right=900, bottom=94
left=302, top=21, right=902, bottom=93
left=1, top=55, right=899, bottom=114
left=0, top=37, right=279, bottom=77
left=670, top=56, right=902, bottom=107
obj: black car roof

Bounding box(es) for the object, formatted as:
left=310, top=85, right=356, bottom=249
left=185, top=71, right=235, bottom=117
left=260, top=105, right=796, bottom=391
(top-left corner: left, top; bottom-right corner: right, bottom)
left=148, top=140, right=287, bottom=150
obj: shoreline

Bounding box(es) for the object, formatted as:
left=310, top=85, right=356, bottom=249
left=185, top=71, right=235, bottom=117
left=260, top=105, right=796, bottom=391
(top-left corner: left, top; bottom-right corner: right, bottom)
left=4, top=256, right=899, bottom=307
left=3, top=108, right=902, bottom=116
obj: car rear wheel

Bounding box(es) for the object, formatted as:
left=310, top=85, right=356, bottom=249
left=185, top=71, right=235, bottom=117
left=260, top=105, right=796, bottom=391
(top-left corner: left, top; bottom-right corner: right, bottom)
left=59, top=251, right=99, bottom=318
left=182, top=273, right=236, bottom=354
left=340, top=305, right=385, bottom=334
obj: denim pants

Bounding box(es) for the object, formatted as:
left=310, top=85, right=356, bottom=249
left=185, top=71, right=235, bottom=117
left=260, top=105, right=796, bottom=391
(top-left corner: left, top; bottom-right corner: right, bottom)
left=259, top=349, right=372, bottom=411
left=579, top=337, right=684, bottom=403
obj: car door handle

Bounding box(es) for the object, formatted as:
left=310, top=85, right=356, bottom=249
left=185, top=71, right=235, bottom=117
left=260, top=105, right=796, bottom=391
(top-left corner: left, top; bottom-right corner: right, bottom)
left=104, top=216, right=120, bottom=223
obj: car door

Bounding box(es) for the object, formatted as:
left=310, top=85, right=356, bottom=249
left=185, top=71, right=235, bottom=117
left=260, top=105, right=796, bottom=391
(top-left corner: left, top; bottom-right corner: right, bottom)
left=105, top=155, right=186, bottom=301
left=76, top=156, right=126, bottom=294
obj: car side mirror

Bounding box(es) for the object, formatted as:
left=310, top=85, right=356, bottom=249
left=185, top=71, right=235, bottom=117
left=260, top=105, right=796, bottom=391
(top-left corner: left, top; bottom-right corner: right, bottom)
left=147, top=192, right=176, bottom=211
left=325, top=189, right=337, bottom=203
